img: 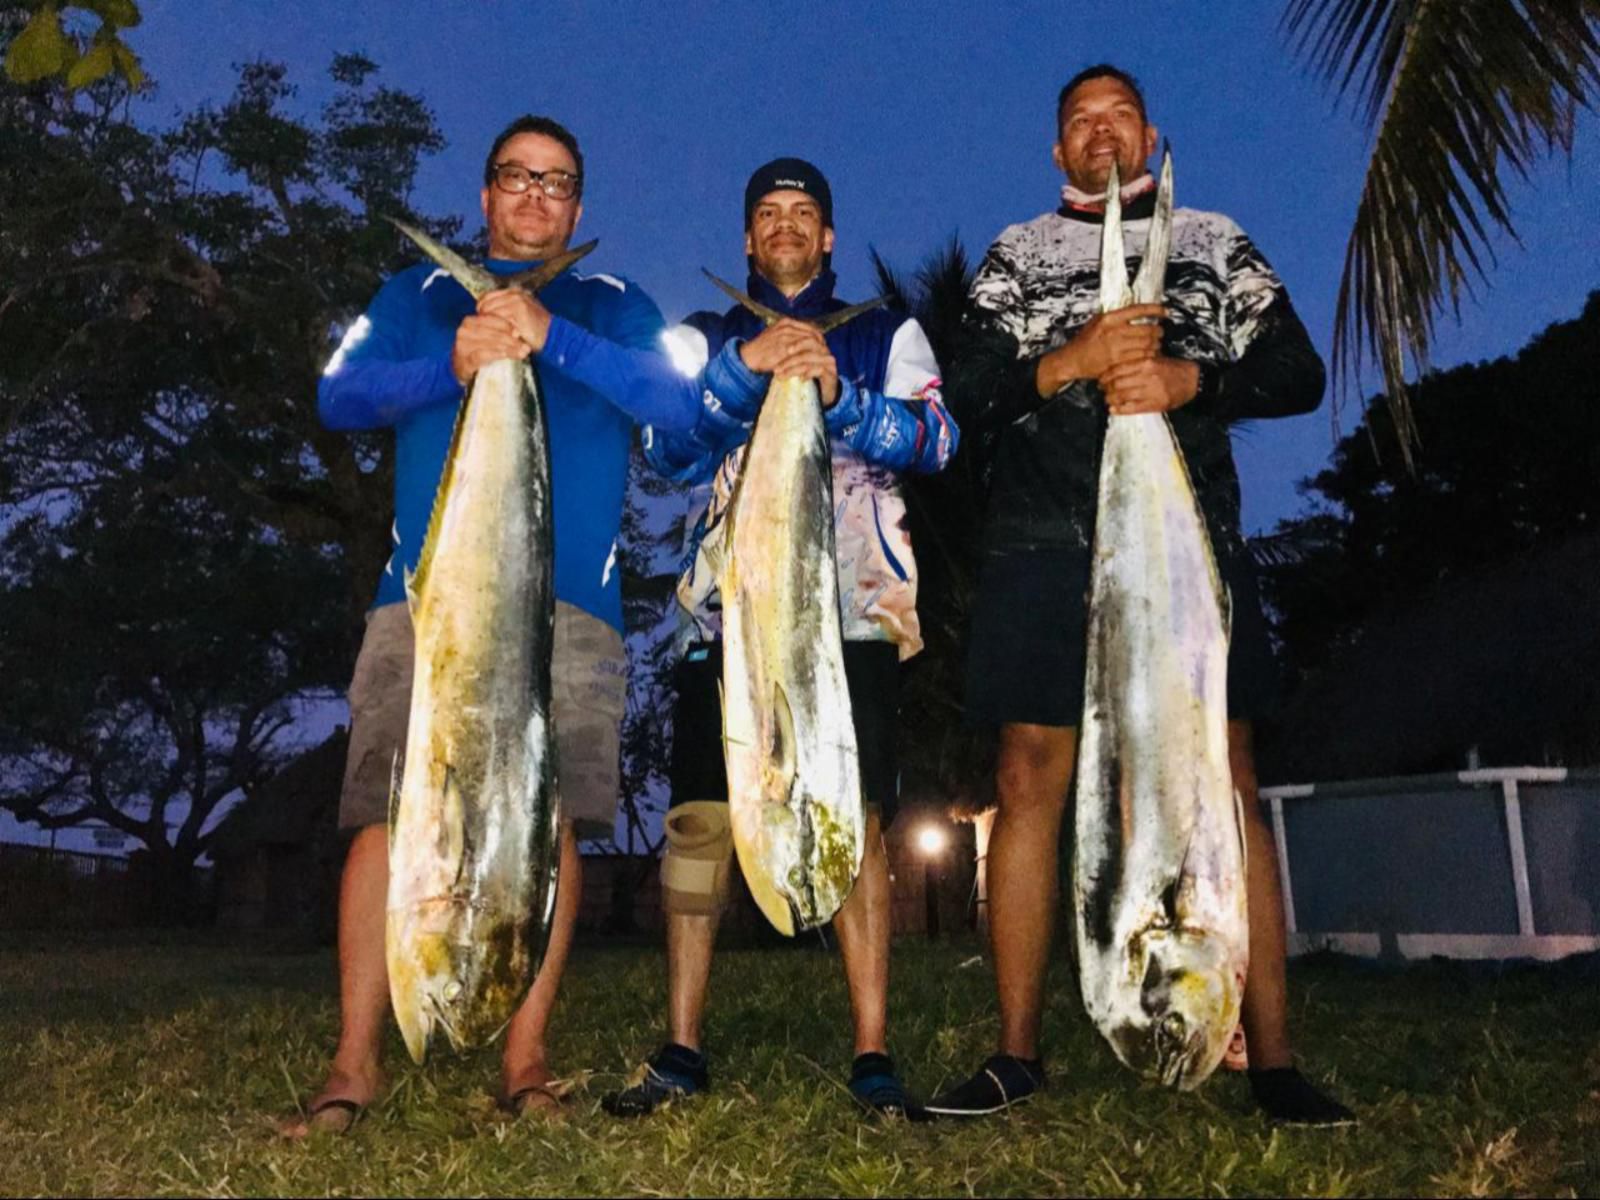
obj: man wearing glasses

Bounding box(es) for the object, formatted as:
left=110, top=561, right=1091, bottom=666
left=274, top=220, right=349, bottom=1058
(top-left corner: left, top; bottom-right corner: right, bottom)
left=284, top=114, right=700, bottom=1134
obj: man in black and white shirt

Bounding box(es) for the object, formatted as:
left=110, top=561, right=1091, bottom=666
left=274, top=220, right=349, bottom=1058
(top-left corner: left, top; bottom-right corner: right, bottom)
left=933, top=63, right=1354, bottom=1126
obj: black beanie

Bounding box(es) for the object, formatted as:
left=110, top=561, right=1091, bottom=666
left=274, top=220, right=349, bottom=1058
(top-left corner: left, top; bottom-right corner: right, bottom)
left=743, top=157, right=833, bottom=228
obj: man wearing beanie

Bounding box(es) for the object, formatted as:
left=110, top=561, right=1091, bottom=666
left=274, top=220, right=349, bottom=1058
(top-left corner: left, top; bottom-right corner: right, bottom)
left=500, top=155, right=957, bottom=1118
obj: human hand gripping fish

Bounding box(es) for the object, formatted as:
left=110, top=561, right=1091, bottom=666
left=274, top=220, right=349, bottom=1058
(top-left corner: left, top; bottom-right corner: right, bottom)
left=738, top=319, right=842, bottom=408
left=380, top=217, right=595, bottom=1064
left=1071, top=151, right=1251, bottom=1091
left=701, top=271, right=884, bottom=935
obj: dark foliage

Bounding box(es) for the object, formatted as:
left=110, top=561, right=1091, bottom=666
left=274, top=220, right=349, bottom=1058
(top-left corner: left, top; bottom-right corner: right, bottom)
left=870, top=238, right=996, bottom=816
left=1283, top=0, right=1600, bottom=459
left=1259, top=291, right=1600, bottom=777
left=0, top=46, right=453, bottom=888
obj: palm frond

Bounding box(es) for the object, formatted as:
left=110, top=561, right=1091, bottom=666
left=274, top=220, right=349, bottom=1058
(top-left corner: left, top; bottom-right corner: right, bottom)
left=866, top=245, right=913, bottom=315
left=868, top=236, right=975, bottom=367
left=1247, top=523, right=1337, bottom=569
left=1284, top=0, right=1600, bottom=462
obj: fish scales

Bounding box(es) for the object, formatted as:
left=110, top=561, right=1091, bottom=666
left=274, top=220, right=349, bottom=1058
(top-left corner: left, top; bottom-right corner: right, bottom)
left=383, top=222, right=581, bottom=1064
left=721, top=372, right=864, bottom=936
left=1071, top=155, right=1250, bottom=1090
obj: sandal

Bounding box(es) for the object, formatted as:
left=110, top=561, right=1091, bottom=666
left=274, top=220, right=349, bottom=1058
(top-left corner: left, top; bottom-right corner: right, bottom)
left=498, top=1082, right=566, bottom=1118
left=298, top=1096, right=366, bottom=1136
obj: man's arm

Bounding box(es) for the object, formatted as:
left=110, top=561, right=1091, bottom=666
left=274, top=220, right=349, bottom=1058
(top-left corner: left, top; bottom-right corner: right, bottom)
left=317, top=275, right=462, bottom=431
left=823, top=318, right=958, bottom=474
left=477, top=284, right=757, bottom=446
left=642, top=326, right=771, bottom=484
left=1097, top=225, right=1326, bottom=420
left=1112, top=230, right=1326, bottom=422
left=944, top=243, right=1052, bottom=436
left=946, top=240, right=1161, bottom=433
left=540, top=315, right=704, bottom=433
left=1196, top=231, right=1325, bottom=421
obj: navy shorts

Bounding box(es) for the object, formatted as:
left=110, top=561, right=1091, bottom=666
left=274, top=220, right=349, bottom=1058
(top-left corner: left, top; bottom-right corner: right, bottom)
left=670, top=640, right=901, bottom=827
left=964, top=547, right=1281, bottom=728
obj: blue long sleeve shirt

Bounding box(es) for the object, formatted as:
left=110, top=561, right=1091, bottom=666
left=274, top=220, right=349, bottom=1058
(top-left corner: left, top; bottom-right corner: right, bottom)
left=318, top=256, right=689, bottom=632
left=544, top=268, right=958, bottom=659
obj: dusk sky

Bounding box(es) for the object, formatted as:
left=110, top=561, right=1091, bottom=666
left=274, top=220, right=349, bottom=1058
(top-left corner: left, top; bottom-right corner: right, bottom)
left=11, top=2, right=1596, bottom=854
left=130, top=0, right=1600, bottom=533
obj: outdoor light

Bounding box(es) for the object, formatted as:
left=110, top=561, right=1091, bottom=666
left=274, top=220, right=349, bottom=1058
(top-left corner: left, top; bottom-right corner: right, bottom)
left=916, top=825, right=947, bottom=857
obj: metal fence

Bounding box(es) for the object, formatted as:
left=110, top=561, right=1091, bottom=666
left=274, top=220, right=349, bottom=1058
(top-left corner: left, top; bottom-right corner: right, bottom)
left=1264, top=766, right=1600, bottom=961
left=0, top=843, right=214, bottom=929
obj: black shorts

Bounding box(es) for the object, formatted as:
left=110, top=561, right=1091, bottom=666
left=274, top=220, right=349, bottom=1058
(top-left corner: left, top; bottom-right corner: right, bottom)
left=669, top=639, right=900, bottom=827
left=964, top=547, right=1281, bottom=728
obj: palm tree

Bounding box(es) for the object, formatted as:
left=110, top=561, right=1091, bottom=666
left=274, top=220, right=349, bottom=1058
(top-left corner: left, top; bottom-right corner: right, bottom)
left=1284, top=0, right=1600, bottom=461
left=868, top=238, right=998, bottom=816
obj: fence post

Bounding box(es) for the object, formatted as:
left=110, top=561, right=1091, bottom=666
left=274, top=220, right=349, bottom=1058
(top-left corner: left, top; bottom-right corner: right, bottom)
left=1262, top=786, right=1311, bottom=937
left=1502, top=779, right=1537, bottom=937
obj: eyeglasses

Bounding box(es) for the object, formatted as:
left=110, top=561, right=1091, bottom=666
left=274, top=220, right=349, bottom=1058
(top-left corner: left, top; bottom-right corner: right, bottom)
left=490, top=163, right=581, bottom=201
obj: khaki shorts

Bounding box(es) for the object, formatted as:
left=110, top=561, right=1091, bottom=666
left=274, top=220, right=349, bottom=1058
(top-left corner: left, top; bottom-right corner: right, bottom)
left=338, top=600, right=627, bottom=841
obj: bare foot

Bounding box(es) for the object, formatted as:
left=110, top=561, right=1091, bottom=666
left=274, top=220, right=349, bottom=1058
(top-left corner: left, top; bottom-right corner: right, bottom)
left=498, top=1060, right=573, bottom=1120
left=278, top=1064, right=386, bottom=1139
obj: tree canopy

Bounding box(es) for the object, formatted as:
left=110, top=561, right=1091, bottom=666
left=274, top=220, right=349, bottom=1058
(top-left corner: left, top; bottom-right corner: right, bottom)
left=0, top=44, right=453, bottom=888
left=1284, top=0, right=1600, bottom=458
left=1259, top=291, right=1600, bottom=778
left=4, top=2, right=144, bottom=92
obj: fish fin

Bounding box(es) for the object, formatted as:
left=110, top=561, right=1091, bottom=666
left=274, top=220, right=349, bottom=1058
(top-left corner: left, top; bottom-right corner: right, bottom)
left=388, top=217, right=498, bottom=299
left=1151, top=412, right=1230, bottom=617
left=1098, top=162, right=1131, bottom=314
left=700, top=266, right=885, bottom=333
left=439, top=763, right=466, bottom=878
left=527, top=713, right=562, bottom=936
left=1131, top=148, right=1174, bottom=306
left=392, top=984, right=431, bottom=1064
left=411, top=376, right=475, bottom=601
left=451, top=787, right=474, bottom=889
left=402, top=566, right=419, bottom=616
left=503, top=239, right=598, bottom=294
left=811, top=295, right=887, bottom=333
left=387, top=749, right=403, bottom=852
left=702, top=269, right=785, bottom=326
left=1233, top=788, right=1249, bottom=873
left=770, top=680, right=798, bottom=789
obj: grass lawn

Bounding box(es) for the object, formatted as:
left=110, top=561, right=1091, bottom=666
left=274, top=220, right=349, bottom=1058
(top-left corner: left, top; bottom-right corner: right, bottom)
left=1, top=931, right=1597, bottom=1197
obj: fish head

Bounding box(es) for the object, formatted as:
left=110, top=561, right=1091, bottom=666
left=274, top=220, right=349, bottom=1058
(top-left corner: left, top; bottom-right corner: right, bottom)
left=389, top=897, right=530, bottom=1063
left=1108, top=925, right=1244, bottom=1090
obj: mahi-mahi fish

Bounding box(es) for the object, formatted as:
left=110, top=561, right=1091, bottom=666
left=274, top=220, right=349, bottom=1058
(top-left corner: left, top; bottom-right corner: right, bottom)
left=1070, top=154, right=1250, bottom=1090
left=703, top=273, right=884, bottom=935
left=383, top=220, right=596, bottom=1063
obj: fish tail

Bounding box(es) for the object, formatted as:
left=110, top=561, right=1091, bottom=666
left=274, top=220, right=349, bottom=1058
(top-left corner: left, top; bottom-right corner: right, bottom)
left=387, top=217, right=498, bottom=299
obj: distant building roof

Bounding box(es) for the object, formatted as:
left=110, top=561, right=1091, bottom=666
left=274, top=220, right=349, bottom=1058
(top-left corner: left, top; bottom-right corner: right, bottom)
left=209, top=730, right=348, bottom=859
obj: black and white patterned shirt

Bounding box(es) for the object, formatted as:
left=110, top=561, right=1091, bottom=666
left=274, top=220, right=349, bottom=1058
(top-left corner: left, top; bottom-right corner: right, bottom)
left=950, top=190, right=1324, bottom=560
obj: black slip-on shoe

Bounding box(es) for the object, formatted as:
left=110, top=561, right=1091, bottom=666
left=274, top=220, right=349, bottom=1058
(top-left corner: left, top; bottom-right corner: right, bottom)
left=1249, top=1066, right=1357, bottom=1127
left=925, top=1054, right=1046, bottom=1117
